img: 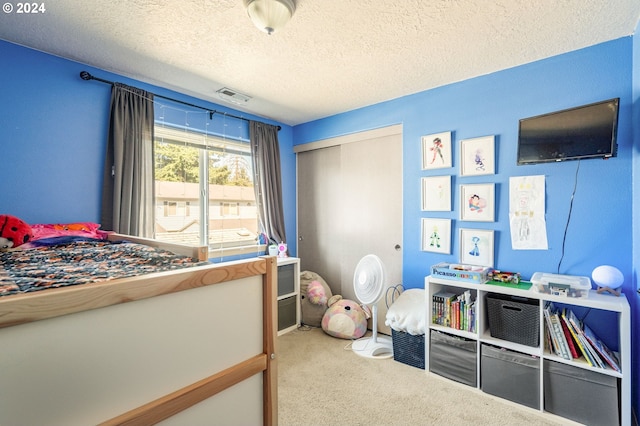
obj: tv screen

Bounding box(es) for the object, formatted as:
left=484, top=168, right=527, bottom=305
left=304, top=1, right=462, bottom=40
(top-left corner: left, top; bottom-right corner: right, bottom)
left=517, top=98, right=619, bottom=165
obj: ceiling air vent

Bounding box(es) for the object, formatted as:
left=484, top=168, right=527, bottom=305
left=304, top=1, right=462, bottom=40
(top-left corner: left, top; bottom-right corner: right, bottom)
left=216, top=87, right=252, bottom=104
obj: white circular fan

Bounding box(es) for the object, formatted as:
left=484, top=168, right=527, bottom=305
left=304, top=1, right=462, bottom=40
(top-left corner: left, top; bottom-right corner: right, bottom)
left=351, top=254, right=393, bottom=359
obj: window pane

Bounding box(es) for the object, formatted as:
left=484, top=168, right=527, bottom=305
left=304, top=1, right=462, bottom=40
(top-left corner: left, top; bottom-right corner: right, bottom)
left=154, top=141, right=202, bottom=246
left=153, top=124, right=259, bottom=250
left=208, top=149, right=258, bottom=249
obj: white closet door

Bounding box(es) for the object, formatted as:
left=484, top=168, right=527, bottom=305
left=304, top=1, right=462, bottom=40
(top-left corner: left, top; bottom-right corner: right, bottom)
left=297, top=146, right=343, bottom=292
left=296, top=125, right=403, bottom=335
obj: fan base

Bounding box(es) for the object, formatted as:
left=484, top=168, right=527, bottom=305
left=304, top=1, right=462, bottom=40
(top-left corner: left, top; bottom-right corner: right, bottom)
left=352, top=335, right=393, bottom=359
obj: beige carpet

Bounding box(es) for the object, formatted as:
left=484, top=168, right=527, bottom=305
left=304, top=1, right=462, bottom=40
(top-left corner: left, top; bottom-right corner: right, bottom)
left=277, top=327, right=573, bottom=426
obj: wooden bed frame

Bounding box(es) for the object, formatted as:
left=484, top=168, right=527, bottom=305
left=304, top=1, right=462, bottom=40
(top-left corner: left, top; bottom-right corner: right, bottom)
left=0, top=234, right=278, bottom=426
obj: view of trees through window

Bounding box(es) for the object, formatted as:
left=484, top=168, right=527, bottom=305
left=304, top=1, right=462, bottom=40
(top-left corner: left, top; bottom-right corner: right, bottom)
left=153, top=125, right=259, bottom=250
left=154, top=143, right=252, bottom=186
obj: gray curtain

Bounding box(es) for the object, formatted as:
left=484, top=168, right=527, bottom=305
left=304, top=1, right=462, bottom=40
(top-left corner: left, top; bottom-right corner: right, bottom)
left=250, top=121, right=287, bottom=246
left=100, top=83, right=155, bottom=237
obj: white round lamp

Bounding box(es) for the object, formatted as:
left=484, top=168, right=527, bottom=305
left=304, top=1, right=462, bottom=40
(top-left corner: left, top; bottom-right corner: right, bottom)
left=244, top=0, right=296, bottom=35
left=592, top=265, right=623, bottom=296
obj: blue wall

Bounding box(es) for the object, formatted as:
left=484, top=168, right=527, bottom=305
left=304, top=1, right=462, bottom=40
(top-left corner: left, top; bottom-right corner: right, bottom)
left=1, top=34, right=638, bottom=416
left=295, top=37, right=637, bottom=415
left=295, top=38, right=633, bottom=290
left=631, top=21, right=640, bottom=421
left=0, top=39, right=297, bottom=257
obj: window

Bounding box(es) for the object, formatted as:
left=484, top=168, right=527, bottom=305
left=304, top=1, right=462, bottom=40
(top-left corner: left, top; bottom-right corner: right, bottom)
left=153, top=124, right=259, bottom=252
left=164, top=201, right=177, bottom=216
left=163, top=201, right=191, bottom=217
left=221, top=202, right=239, bottom=217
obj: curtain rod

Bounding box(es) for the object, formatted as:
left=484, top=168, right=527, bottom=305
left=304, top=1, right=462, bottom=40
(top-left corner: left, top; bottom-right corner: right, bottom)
left=79, top=71, right=281, bottom=131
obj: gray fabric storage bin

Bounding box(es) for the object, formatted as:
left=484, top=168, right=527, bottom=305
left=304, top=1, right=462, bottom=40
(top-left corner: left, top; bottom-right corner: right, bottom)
left=544, top=360, right=619, bottom=425
left=485, top=293, right=539, bottom=347
left=277, top=264, right=295, bottom=295
left=481, top=344, right=540, bottom=409
left=429, top=330, right=477, bottom=387
left=277, top=296, right=297, bottom=331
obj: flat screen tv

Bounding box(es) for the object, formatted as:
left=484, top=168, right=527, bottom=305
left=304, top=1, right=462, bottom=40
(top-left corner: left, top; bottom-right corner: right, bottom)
left=517, top=98, right=619, bottom=165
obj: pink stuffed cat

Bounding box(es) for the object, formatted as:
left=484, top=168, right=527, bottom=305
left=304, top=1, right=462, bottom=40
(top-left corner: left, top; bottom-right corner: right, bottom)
left=321, top=295, right=371, bottom=339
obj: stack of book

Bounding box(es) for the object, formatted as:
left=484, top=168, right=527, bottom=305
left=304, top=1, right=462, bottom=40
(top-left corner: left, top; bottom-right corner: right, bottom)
left=543, top=302, right=621, bottom=372
left=432, top=290, right=475, bottom=332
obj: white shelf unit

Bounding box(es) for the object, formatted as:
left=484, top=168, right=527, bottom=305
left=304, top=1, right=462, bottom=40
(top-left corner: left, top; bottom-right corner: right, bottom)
left=425, top=275, right=631, bottom=426
left=277, top=257, right=300, bottom=335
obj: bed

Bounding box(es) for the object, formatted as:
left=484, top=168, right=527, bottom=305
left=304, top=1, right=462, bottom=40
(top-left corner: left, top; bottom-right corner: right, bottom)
left=0, top=231, right=277, bottom=426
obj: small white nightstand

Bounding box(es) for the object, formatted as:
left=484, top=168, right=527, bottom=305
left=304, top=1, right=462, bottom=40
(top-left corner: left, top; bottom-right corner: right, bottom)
left=276, top=257, right=300, bottom=335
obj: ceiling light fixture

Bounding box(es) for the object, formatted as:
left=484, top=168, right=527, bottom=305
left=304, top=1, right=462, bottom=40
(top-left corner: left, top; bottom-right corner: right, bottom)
left=244, top=0, right=296, bottom=35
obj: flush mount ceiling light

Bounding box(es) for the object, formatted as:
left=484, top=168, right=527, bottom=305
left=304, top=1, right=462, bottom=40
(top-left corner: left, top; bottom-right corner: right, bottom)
left=244, top=0, right=296, bottom=35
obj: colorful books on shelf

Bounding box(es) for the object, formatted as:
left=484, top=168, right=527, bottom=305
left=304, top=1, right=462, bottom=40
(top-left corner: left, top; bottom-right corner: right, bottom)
left=559, top=316, right=579, bottom=359
left=583, top=323, right=621, bottom=372
left=560, top=310, right=592, bottom=364
left=543, top=304, right=621, bottom=372
left=543, top=302, right=571, bottom=360
left=566, top=308, right=605, bottom=368
left=432, top=290, right=475, bottom=332
left=543, top=304, right=560, bottom=356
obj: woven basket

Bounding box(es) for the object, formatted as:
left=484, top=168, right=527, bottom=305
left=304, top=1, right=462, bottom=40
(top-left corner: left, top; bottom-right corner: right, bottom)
left=486, top=293, right=539, bottom=347
left=391, top=329, right=425, bottom=369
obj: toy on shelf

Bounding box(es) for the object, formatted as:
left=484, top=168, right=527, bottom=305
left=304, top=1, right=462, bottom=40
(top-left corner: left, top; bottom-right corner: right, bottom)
left=277, top=242, right=288, bottom=258
left=431, top=262, right=490, bottom=284
left=488, top=269, right=521, bottom=284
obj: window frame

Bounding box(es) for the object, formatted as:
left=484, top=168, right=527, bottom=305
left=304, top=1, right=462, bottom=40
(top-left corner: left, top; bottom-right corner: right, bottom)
left=153, top=124, right=261, bottom=255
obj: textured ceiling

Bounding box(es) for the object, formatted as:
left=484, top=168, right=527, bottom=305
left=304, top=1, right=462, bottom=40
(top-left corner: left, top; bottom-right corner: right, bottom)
left=1, top=0, right=639, bottom=125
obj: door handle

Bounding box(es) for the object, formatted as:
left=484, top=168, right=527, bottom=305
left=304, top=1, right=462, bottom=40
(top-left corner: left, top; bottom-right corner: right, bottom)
left=395, top=244, right=401, bottom=251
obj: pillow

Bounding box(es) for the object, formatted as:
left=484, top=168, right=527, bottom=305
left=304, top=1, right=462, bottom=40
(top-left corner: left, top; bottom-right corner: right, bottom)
left=31, top=222, right=107, bottom=241
left=299, top=270, right=333, bottom=327
left=321, top=295, right=369, bottom=340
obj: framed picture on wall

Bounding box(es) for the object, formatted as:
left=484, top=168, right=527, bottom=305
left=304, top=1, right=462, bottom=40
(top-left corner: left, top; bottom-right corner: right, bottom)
left=421, top=176, right=452, bottom=211
left=460, top=135, right=495, bottom=176
left=421, top=218, right=452, bottom=254
left=459, top=228, right=494, bottom=267
left=460, top=183, right=495, bottom=221
left=421, top=131, right=452, bottom=170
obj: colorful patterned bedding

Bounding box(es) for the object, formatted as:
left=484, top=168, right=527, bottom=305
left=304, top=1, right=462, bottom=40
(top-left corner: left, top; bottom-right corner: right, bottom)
left=0, top=238, right=208, bottom=297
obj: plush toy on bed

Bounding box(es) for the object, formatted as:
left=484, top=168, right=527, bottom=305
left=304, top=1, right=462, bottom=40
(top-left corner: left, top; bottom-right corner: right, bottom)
left=0, top=214, right=34, bottom=250
left=299, top=270, right=333, bottom=327
left=321, top=295, right=370, bottom=340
